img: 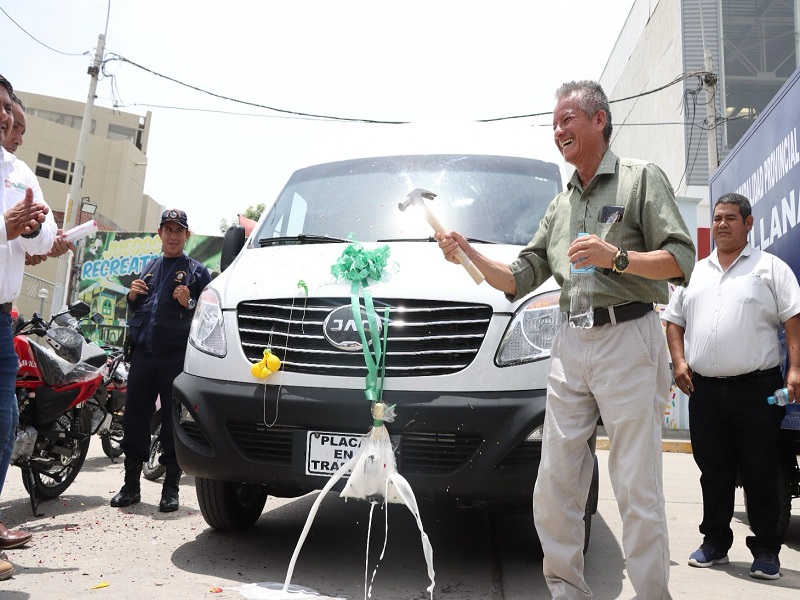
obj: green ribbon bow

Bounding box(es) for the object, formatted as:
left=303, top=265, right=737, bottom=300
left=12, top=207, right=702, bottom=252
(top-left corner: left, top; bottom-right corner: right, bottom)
left=331, top=235, right=391, bottom=406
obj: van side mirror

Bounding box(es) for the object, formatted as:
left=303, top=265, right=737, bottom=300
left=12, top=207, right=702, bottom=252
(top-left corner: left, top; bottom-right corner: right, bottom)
left=220, top=225, right=246, bottom=272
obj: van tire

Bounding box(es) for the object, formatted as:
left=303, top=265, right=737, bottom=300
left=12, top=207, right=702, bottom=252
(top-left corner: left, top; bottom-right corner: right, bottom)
left=582, top=455, right=599, bottom=554
left=531, top=454, right=598, bottom=556
left=196, top=477, right=269, bottom=530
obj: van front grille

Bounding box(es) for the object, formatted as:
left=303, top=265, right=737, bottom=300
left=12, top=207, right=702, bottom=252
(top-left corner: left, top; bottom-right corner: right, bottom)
left=237, top=298, right=492, bottom=377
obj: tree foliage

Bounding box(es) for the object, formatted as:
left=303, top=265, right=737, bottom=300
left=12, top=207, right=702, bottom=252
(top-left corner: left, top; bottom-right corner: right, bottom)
left=219, top=203, right=266, bottom=233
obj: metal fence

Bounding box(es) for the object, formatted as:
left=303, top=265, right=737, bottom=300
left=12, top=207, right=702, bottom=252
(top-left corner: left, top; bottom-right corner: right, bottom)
left=17, top=272, right=61, bottom=318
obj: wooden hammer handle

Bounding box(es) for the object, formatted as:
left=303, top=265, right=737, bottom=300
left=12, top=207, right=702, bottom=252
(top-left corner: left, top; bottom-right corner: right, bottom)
left=422, top=205, right=485, bottom=285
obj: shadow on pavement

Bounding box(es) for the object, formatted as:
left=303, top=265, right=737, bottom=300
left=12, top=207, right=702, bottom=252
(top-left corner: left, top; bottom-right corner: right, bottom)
left=168, top=492, right=628, bottom=599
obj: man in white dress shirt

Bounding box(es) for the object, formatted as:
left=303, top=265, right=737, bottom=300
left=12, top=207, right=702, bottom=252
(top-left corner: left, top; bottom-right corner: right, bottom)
left=663, top=192, right=800, bottom=581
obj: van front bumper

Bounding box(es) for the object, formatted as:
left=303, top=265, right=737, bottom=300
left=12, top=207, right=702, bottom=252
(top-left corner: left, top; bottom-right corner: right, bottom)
left=172, top=372, right=555, bottom=505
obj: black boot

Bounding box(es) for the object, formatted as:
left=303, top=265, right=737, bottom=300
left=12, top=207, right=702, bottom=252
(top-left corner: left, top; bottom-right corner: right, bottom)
left=159, top=464, right=182, bottom=513
left=111, top=458, right=142, bottom=507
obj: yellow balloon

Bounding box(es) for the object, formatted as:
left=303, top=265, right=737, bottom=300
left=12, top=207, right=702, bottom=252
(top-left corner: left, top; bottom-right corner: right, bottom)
left=251, top=363, right=263, bottom=378
left=260, top=366, right=272, bottom=378
left=266, top=354, right=281, bottom=371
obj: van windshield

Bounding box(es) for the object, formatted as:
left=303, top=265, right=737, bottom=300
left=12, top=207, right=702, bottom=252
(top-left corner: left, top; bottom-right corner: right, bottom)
left=253, top=154, right=562, bottom=246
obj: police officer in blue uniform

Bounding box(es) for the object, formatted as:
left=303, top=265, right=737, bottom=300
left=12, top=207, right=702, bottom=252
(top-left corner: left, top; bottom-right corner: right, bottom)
left=111, top=209, right=212, bottom=512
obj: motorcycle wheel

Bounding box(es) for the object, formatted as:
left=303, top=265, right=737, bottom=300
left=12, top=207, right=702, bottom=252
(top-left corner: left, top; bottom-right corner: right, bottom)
left=101, top=421, right=124, bottom=459
left=101, top=433, right=124, bottom=459
left=23, top=410, right=91, bottom=500
left=142, top=423, right=166, bottom=481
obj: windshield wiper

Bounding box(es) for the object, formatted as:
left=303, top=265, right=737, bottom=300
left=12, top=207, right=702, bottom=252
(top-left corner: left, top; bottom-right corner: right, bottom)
left=258, top=234, right=352, bottom=247
left=375, top=236, right=497, bottom=244
left=376, top=236, right=436, bottom=242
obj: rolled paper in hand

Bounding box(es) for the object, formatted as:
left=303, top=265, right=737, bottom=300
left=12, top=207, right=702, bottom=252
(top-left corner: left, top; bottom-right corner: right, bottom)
left=63, top=220, right=99, bottom=243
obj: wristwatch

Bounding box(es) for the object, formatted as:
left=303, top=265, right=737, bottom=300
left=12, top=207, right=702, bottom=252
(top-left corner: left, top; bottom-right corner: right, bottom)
left=186, top=298, right=196, bottom=310
left=612, top=247, right=629, bottom=273
left=20, top=227, right=41, bottom=239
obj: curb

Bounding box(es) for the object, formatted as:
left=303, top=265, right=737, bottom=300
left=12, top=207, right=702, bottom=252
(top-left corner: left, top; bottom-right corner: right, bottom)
left=596, top=437, right=692, bottom=454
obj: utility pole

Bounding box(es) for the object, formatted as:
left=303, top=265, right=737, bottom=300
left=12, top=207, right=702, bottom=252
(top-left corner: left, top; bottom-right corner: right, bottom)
left=703, top=50, right=719, bottom=176
left=51, top=33, right=106, bottom=311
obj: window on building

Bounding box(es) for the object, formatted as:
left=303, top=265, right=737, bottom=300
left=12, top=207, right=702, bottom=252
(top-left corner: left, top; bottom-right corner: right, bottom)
left=35, top=153, right=75, bottom=185
left=720, top=0, right=797, bottom=149
left=107, top=123, right=137, bottom=143
left=35, top=154, right=52, bottom=179
left=27, top=108, right=96, bottom=134
left=52, top=159, right=74, bottom=185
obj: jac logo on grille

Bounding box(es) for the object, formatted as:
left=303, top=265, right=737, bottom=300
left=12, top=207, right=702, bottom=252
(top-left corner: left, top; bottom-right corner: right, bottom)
left=323, top=305, right=383, bottom=351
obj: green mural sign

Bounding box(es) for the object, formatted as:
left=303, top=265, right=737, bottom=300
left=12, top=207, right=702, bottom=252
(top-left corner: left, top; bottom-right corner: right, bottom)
left=77, top=231, right=222, bottom=347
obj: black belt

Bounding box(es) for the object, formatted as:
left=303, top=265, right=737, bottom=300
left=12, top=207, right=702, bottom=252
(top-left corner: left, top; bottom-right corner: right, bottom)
left=695, top=366, right=782, bottom=382
left=591, top=302, right=653, bottom=327
left=0, top=302, right=12, bottom=314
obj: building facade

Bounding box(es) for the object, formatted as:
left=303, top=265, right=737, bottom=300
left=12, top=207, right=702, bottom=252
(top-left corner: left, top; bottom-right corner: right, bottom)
left=601, top=0, right=798, bottom=235
left=14, top=91, right=163, bottom=317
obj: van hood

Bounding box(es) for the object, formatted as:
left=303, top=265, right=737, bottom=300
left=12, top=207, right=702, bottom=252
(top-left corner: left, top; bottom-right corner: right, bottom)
left=214, top=242, right=547, bottom=310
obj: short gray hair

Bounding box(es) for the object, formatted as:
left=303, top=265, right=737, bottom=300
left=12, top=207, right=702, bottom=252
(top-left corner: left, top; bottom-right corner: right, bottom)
left=555, top=80, right=613, bottom=142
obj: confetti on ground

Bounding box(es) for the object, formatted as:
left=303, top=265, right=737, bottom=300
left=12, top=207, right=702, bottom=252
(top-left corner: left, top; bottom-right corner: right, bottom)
left=210, top=587, right=223, bottom=593
left=89, top=582, right=109, bottom=590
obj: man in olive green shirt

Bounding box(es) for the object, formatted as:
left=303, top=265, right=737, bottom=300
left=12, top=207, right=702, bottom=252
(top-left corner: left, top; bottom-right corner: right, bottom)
left=437, top=80, right=694, bottom=600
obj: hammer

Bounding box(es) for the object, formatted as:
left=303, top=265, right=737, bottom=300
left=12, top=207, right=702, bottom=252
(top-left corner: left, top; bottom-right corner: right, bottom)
left=398, top=188, right=485, bottom=285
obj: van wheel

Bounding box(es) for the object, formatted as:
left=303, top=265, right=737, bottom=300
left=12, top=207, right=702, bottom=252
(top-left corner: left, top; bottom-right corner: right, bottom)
left=195, top=477, right=268, bottom=530
left=583, top=454, right=599, bottom=554
left=532, top=454, right=599, bottom=555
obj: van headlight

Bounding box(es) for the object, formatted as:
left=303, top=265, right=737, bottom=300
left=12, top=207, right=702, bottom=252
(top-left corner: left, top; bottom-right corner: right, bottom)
left=495, top=290, right=562, bottom=366
left=189, top=288, right=226, bottom=357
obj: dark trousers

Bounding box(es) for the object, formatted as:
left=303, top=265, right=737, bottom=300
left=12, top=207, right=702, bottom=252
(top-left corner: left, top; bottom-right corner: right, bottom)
left=121, top=346, right=185, bottom=466
left=689, top=368, right=786, bottom=556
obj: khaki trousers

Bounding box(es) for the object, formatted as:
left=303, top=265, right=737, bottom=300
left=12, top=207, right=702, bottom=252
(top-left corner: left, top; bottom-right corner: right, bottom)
left=533, top=311, right=672, bottom=600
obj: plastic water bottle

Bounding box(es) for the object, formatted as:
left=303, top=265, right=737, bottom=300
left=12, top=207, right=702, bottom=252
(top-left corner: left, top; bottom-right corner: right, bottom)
left=767, top=387, right=789, bottom=406
left=569, top=233, right=594, bottom=329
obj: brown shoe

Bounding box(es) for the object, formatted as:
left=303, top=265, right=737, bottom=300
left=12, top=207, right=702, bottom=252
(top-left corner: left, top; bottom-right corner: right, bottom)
left=0, top=523, right=32, bottom=550
left=0, top=558, right=13, bottom=581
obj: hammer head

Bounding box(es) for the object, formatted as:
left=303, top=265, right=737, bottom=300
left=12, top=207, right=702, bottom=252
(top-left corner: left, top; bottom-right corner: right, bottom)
left=398, top=188, right=437, bottom=212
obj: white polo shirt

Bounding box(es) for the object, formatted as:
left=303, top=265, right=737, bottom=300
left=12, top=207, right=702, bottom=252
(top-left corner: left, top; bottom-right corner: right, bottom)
left=0, top=147, right=57, bottom=304
left=662, top=244, right=800, bottom=377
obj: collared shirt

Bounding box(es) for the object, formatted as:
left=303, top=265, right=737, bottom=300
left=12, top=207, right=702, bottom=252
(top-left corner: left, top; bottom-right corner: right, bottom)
left=508, top=149, right=695, bottom=309
left=662, top=245, right=800, bottom=377
left=0, top=147, right=57, bottom=304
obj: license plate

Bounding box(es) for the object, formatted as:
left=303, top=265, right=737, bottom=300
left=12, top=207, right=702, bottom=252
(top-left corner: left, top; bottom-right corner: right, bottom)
left=305, top=430, right=400, bottom=476
left=305, top=431, right=364, bottom=476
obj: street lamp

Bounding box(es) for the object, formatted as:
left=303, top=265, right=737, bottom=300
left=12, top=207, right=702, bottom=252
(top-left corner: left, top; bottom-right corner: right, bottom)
left=80, top=198, right=97, bottom=224
left=38, top=288, right=49, bottom=316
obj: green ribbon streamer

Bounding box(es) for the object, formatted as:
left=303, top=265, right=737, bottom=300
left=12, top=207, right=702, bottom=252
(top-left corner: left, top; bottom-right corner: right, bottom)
left=331, top=235, right=391, bottom=404
left=330, top=234, right=391, bottom=287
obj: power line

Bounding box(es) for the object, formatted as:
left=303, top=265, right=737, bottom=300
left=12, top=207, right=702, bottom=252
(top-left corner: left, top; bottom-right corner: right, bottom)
left=478, top=72, right=713, bottom=122
left=114, top=102, right=339, bottom=122
left=102, top=54, right=409, bottom=125
left=0, top=6, right=89, bottom=57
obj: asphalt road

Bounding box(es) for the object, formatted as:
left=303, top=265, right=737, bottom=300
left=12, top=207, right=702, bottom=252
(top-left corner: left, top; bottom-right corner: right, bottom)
left=1, top=439, right=798, bottom=599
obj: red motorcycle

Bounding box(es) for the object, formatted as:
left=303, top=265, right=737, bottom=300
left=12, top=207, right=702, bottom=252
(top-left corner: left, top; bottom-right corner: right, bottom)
left=11, top=301, right=107, bottom=515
